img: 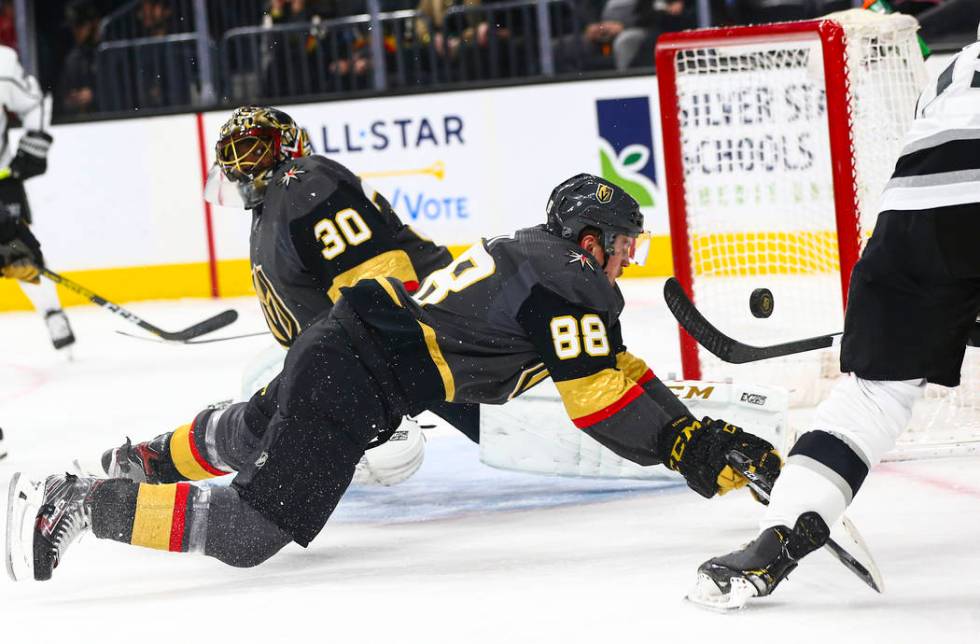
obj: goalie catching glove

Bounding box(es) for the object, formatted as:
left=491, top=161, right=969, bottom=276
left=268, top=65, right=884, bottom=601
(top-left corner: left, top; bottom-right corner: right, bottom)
left=0, top=216, right=42, bottom=283
left=658, top=415, right=782, bottom=498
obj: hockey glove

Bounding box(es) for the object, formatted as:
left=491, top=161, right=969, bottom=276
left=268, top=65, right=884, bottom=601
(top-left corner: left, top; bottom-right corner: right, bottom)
left=658, top=415, right=782, bottom=499
left=0, top=218, right=42, bottom=283
left=9, top=130, right=53, bottom=180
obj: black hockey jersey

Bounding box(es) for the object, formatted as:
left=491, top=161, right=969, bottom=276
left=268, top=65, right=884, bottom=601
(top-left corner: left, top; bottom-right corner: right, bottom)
left=341, top=226, right=680, bottom=466
left=250, top=155, right=452, bottom=346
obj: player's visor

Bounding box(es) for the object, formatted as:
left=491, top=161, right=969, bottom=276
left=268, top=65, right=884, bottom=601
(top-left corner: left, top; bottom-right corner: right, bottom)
left=628, top=232, right=653, bottom=266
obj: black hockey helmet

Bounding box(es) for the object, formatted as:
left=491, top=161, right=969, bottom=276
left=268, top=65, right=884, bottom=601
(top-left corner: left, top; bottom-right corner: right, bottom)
left=545, top=173, right=649, bottom=264
left=204, top=105, right=311, bottom=209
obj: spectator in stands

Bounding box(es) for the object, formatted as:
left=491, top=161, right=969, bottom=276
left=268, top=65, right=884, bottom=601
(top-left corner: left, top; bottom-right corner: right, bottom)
left=415, top=0, right=482, bottom=60
left=137, top=0, right=173, bottom=37
left=263, top=0, right=367, bottom=95
left=58, top=0, right=102, bottom=116
left=0, top=0, right=15, bottom=51
left=555, top=0, right=636, bottom=72
left=613, top=0, right=695, bottom=70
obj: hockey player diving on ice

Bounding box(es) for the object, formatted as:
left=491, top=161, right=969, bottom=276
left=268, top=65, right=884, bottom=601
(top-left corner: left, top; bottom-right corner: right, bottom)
left=3, top=158, right=782, bottom=581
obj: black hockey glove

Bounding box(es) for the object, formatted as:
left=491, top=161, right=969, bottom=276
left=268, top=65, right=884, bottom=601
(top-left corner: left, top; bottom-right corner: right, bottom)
left=9, top=130, right=53, bottom=180
left=0, top=217, right=42, bottom=283
left=658, top=415, right=782, bottom=499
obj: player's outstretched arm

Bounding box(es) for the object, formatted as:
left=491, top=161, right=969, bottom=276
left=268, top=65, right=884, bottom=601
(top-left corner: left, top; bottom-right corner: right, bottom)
left=518, top=290, right=781, bottom=497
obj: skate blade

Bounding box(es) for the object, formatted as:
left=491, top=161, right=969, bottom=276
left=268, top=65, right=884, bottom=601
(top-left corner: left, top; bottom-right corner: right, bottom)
left=5, top=472, right=43, bottom=581
left=685, top=573, right=759, bottom=612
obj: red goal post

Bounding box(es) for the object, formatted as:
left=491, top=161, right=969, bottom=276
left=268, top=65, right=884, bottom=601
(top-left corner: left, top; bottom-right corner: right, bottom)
left=655, top=10, right=925, bottom=390
left=657, top=18, right=867, bottom=383
left=654, top=10, right=979, bottom=457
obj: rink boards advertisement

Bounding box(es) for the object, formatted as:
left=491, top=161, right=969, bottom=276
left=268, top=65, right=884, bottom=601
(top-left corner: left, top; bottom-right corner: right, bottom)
left=0, top=75, right=672, bottom=309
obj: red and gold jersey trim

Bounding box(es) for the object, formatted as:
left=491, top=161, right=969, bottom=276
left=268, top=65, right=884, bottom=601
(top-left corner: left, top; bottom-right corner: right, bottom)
left=554, top=368, right=645, bottom=429
left=131, top=482, right=191, bottom=552
left=170, top=422, right=226, bottom=480
left=327, top=250, right=419, bottom=303
left=616, top=351, right=654, bottom=386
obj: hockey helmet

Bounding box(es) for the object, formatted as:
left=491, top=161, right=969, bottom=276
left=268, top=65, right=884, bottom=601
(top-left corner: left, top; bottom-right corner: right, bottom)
left=545, top=173, right=651, bottom=265
left=204, top=106, right=311, bottom=209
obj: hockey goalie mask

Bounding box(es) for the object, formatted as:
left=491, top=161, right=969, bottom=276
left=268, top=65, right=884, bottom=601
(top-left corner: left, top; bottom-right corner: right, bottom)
left=545, top=173, right=652, bottom=266
left=204, top=106, right=311, bottom=209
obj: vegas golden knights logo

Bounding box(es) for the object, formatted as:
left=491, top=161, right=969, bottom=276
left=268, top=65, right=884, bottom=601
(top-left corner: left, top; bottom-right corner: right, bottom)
left=595, top=184, right=613, bottom=203
left=252, top=265, right=301, bottom=346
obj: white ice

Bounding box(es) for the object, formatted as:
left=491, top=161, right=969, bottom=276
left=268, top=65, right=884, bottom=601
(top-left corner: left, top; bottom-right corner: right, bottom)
left=1, top=278, right=979, bottom=643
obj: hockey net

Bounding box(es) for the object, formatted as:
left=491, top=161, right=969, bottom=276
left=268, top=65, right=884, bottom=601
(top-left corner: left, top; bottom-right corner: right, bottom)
left=656, top=10, right=980, bottom=459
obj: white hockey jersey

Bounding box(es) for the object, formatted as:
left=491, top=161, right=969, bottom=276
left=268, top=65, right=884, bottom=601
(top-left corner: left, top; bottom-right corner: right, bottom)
left=878, top=39, right=980, bottom=213
left=0, top=45, right=46, bottom=168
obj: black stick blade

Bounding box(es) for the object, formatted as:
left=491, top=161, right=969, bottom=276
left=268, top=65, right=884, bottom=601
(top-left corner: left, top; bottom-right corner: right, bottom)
left=663, top=278, right=838, bottom=364
left=158, top=309, right=239, bottom=341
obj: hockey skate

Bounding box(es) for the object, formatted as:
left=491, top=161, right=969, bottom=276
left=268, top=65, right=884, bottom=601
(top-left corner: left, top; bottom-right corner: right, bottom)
left=686, top=512, right=829, bottom=612
left=100, top=435, right=174, bottom=483
left=44, top=309, right=75, bottom=352
left=5, top=472, right=100, bottom=581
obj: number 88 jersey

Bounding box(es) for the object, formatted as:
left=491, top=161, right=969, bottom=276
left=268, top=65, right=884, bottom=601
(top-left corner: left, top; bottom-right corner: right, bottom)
left=356, top=225, right=675, bottom=464
left=249, top=155, right=452, bottom=347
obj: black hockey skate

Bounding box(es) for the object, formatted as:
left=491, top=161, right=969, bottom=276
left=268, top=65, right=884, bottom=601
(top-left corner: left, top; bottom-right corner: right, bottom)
left=6, top=473, right=101, bottom=581
left=102, top=434, right=179, bottom=483
left=44, top=309, right=75, bottom=351
left=687, top=512, right=830, bottom=611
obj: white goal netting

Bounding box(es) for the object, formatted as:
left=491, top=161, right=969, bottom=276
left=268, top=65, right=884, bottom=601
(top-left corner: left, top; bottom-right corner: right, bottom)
left=660, top=10, right=979, bottom=456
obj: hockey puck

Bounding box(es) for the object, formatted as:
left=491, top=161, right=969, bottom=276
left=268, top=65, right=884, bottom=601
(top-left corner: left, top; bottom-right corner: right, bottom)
left=749, top=288, right=774, bottom=318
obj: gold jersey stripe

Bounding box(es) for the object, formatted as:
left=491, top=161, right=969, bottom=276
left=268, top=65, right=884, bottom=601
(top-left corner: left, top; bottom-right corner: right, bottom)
left=554, top=368, right=636, bottom=420
left=131, top=484, right=177, bottom=550
left=170, top=423, right=221, bottom=481
left=508, top=363, right=550, bottom=400
left=418, top=320, right=455, bottom=402
left=328, top=250, right=419, bottom=303
left=615, top=351, right=650, bottom=383
left=375, top=277, right=404, bottom=306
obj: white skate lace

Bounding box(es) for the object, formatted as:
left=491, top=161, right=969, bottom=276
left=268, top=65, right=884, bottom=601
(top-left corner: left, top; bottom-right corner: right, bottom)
left=38, top=476, right=94, bottom=562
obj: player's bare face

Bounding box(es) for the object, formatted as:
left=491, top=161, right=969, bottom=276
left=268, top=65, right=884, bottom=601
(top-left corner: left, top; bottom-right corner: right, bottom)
left=580, top=234, right=632, bottom=286
left=602, top=234, right=633, bottom=285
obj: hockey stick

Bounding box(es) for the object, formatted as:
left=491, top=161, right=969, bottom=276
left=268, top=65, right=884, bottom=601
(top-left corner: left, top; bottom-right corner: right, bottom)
left=663, top=277, right=841, bottom=363
left=41, top=267, right=238, bottom=342
left=727, top=451, right=883, bottom=593
left=115, top=329, right=270, bottom=345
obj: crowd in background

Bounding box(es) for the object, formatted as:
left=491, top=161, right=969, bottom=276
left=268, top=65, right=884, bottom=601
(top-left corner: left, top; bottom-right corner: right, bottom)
left=6, top=0, right=977, bottom=120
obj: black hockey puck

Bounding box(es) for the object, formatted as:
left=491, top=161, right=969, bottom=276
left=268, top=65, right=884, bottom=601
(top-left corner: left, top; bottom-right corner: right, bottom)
left=749, top=288, right=774, bottom=318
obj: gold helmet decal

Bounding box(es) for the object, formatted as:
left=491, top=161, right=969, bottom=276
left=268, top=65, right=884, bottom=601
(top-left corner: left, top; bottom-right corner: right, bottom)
left=595, top=184, right=614, bottom=204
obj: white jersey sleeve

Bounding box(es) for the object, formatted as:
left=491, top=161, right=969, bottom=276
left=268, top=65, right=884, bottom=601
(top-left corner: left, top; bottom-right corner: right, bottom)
left=878, top=40, right=980, bottom=212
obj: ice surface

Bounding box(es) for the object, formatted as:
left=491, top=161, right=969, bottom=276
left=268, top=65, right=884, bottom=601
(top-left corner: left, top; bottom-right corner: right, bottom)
left=1, top=279, right=979, bottom=643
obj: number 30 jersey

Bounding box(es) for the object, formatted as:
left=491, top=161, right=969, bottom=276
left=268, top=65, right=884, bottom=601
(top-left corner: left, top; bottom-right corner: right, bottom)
left=249, top=155, right=452, bottom=346
left=342, top=225, right=681, bottom=466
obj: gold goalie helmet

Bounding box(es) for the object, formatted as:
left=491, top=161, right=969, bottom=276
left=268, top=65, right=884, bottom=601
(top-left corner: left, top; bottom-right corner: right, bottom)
left=204, top=106, right=311, bottom=209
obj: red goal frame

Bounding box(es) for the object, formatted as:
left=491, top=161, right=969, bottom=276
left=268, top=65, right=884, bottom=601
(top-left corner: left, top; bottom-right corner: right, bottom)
left=655, top=20, right=863, bottom=380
